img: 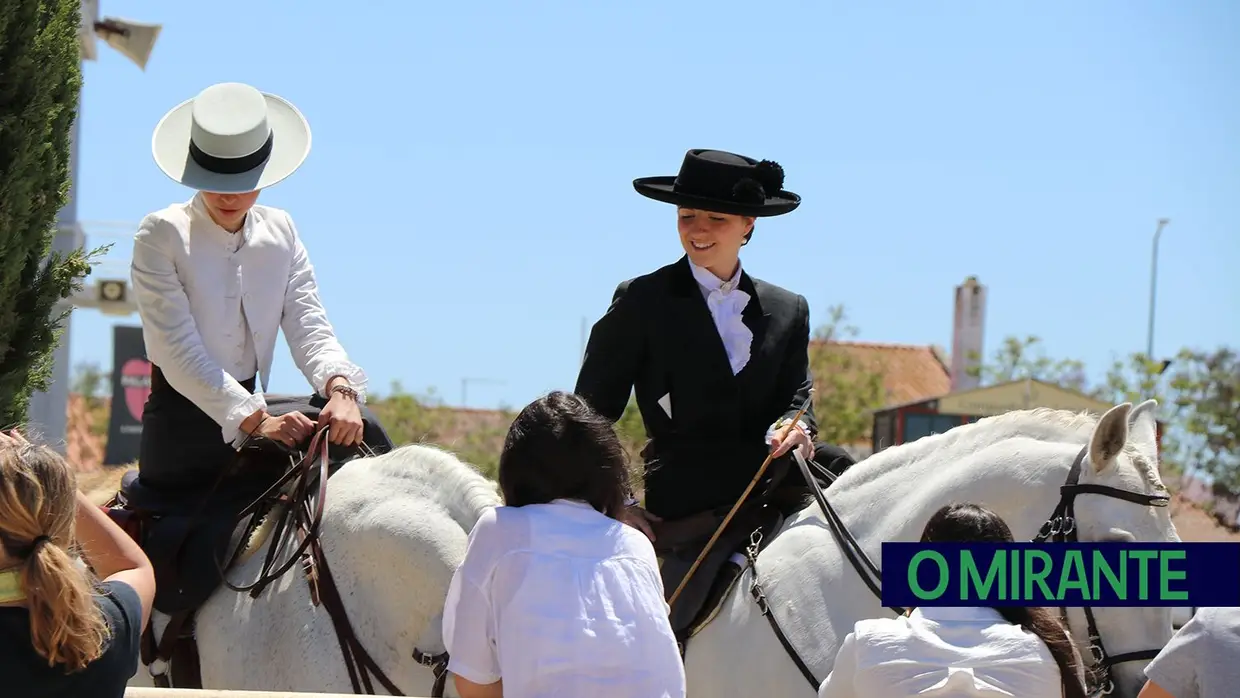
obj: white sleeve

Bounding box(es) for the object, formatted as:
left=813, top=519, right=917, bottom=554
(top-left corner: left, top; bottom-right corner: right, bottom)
left=130, top=214, right=266, bottom=444
left=441, top=509, right=502, bottom=685
left=818, top=632, right=859, bottom=698
left=278, top=211, right=368, bottom=402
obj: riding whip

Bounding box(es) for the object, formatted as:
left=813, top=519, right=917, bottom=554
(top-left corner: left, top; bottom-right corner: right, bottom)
left=667, top=389, right=815, bottom=608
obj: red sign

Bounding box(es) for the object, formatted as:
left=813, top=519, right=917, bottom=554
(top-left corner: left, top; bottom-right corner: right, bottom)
left=120, top=358, right=151, bottom=421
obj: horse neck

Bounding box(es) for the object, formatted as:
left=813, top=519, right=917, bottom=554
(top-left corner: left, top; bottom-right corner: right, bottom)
left=379, top=445, right=502, bottom=533
left=823, top=421, right=1091, bottom=543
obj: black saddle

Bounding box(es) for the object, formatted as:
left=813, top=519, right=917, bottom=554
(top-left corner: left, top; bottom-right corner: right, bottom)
left=656, top=503, right=786, bottom=644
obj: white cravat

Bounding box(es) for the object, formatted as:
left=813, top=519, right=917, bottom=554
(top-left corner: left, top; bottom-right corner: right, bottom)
left=688, top=260, right=752, bottom=375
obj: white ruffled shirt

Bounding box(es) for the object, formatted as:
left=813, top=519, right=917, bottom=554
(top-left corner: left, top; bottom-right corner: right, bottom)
left=130, top=194, right=367, bottom=446
left=688, top=260, right=810, bottom=449
left=688, top=260, right=753, bottom=375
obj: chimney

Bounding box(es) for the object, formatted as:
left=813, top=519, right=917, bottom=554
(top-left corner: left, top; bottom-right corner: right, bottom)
left=950, top=276, right=987, bottom=392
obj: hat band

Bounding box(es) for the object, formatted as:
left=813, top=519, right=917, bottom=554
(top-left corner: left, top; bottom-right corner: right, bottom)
left=189, top=132, right=274, bottom=175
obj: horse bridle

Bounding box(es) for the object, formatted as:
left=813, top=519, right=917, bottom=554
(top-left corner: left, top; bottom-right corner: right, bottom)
left=746, top=445, right=1171, bottom=698
left=155, top=425, right=452, bottom=697
left=1033, top=445, right=1171, bottom=697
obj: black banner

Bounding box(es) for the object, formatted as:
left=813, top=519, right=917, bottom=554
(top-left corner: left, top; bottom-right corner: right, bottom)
left=103, top=325, right=150, bottom=465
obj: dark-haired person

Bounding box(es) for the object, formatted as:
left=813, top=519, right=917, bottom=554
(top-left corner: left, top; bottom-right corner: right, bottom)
left=816, top=503, right=1087, bottom=698
left=574, top=148, right=856, bottom=636
left=441, top=391, right=685, bottom=698
left=0, top=429, right=156, bottom=698
left=1139, top=606, right=1240, bottom=698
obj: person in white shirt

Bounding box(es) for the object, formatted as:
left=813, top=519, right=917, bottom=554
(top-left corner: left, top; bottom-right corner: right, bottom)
left=818, top=503, right=1088, bottom=698
left=441, top=391, right=686, bottom=698
left=123, top=83, right=393, bottom=616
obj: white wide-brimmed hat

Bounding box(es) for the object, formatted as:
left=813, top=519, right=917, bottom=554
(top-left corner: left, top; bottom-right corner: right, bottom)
left=151, top=82, right=311, bottom=194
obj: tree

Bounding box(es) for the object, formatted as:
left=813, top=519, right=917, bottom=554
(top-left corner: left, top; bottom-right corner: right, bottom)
left=979, top=335, right=1240, bottom=493
left=1095, top=347, right=1239, bottom=492
left=0, top=0, right=103, bottom=427
left=71, top=361, right=110, bottom=402
left=808, top=305, right=888, bottom=447
left=970, top=335, right=1089, bottom=391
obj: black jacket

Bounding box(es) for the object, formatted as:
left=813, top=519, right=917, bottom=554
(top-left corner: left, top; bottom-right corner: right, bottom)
left=575, top=256, right=816, bottom=520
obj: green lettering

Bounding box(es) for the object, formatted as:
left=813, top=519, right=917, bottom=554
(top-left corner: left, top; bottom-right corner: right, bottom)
left=1024, top=549, right=1056, bottom=601
left=1159, top=550, right=1188, bottom=601
left=910, top=551, right=949, bottom=600
left=1092, top=549, right=1127, bottom=600
left=963, top=550, right=1005, bottom=601
left=1058, top=550, right=1091, bottom=601
left=1010, top=545, right=1020, bottom=599
left=1129, top=550, right=1158, bottom=600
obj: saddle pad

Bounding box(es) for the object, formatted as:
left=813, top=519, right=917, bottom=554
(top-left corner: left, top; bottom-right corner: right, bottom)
left=658, top=504, right=784, bottom=639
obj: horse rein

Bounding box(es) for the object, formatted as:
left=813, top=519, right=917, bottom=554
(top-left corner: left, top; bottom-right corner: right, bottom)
left=208, top=425, right=450, bottom=697
left=1034, top=446, right=1171, bottom=697
left=745, top=445, right=1172, bottom=696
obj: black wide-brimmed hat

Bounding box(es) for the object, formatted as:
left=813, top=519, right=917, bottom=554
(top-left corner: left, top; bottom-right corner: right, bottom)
left=633, top=149, right=801, bottom=217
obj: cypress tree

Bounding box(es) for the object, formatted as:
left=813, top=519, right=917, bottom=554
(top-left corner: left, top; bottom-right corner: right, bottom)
left=0, top=0, right=101, bottom=427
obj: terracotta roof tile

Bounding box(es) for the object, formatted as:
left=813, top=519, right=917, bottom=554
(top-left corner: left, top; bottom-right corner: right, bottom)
left=812, top=340, right=952, bottom=407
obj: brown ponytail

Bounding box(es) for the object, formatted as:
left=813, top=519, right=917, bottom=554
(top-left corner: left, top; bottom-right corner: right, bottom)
left=0, top=443, right=110, bottom=671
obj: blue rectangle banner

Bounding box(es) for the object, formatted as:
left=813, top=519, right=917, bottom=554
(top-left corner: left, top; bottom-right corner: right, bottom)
left=880, top=542, right=1240, bottom=607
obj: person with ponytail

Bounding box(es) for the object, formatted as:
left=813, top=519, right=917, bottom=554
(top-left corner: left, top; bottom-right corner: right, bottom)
left=0, top=429, right=156, bottom=697
left=817, top=503, right=1087, bottom=698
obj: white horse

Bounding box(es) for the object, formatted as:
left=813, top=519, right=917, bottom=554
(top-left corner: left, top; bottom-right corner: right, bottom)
left=130, top=442, right=503, bottom=696
left=129, top=401, right=1177, bottom=698
left=683, top=400, right=1178, bottom=698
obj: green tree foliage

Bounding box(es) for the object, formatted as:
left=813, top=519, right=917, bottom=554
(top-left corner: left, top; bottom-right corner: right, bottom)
left=808, top=305, right=888, bottom=447
left=71, top=361, right=110, bottom=437
left=0, top=0, right=105, bottom=426
left=970, top=335, right=1089, bottom=391
left=366, top=382, right=515, bottom=480
left=1094, top=347, right=1239, bottom=491
left=979, top=336, right=1239, bottom=493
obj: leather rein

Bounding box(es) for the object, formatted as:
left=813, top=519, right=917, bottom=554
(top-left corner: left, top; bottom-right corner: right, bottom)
left=745, top=445, right=1171, bottom=697
left=153, top=425, right=450, bottom=697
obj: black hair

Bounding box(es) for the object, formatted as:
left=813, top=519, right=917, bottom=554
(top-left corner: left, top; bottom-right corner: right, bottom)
left=919, top=503, right=1087, bottom=698
left=497, top=391, right=631, bottom=518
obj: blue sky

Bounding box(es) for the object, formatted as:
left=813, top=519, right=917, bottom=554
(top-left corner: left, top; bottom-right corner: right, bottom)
left=68, top=0, right=1238, bottom=410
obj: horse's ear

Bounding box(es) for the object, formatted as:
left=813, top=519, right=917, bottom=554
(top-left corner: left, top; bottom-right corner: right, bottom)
left=1089, top=403, right=1133, bottom=473
left=1127, top=399, right=1160, bottom=459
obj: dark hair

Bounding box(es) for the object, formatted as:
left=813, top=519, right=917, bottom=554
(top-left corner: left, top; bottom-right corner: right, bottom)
left=497, top=391, right=631, bottom=518
left=919, top=504, right=1087, bottom=698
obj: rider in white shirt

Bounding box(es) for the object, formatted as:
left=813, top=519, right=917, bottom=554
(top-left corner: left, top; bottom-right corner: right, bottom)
left=131, top=81, right=390, bottom=498
left=125, top=83, right=393, bottom=619
left=818, top=504, right=1087, bottom=698
left=442, top=391, right=686, bottom=698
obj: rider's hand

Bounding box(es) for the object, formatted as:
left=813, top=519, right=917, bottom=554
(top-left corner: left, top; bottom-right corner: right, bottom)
left=769, top=421, right=813, bottom=460
left=318, top=392, right=364, bottom=447
left=258, top=412, right=315, bottom=448
left=621, top=504, right=661, bottom=543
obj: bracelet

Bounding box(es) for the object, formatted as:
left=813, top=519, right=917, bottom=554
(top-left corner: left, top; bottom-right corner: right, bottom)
left=330, top=384, right=359, bottom=402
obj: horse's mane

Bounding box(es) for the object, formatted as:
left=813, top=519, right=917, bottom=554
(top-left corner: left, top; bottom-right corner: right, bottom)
left=841, top=404, right=1163, bottom=491
left=368, top=443, right=503, bottom=532
left=840, top=407, right=1103, bottom=486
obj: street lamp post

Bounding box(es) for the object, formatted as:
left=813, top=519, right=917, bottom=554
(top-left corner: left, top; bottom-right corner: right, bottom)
left=23, top=1, right=160, bottom=454
left=1146, top=218, right=1170, bottom=360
